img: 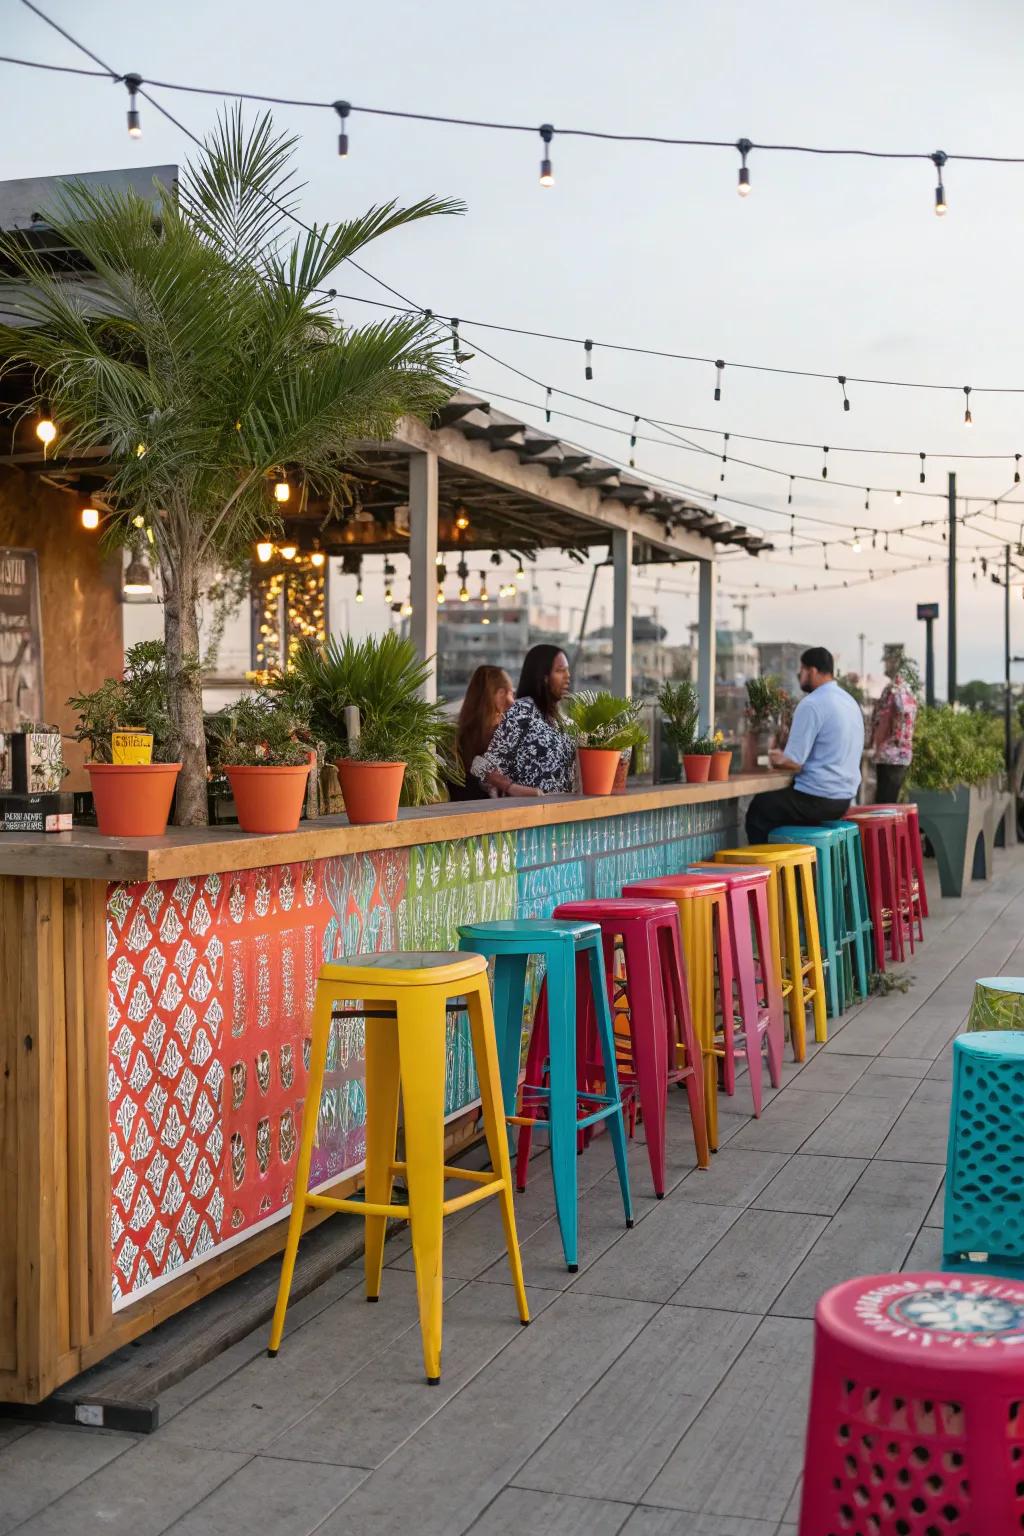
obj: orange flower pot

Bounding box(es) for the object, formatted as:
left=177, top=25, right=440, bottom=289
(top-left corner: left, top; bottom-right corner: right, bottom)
left=87, top=762, right=181, bottom=836
left=682, top=754, right=713, bottom=783
left=611, top=749, right=631, bottom=793
left=577, top=746, right=620, bottom=795
left=225, top=763, right=310, bottom=834
left=708, top=750, right=732, bottom=781
left=336, top=759, right=405, bottom=824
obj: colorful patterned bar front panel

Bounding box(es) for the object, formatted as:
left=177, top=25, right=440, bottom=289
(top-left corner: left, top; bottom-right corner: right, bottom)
left=105, top=800, right=737, bottom=1306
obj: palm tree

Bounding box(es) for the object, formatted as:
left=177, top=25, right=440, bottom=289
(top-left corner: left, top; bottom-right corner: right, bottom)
left=0, top=109, right=462, bottom=824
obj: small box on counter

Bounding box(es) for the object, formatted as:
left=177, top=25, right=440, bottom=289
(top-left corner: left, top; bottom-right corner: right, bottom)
left=10, top=729, right=64, bottom=793
left=1, top=792, right=74, bottom=832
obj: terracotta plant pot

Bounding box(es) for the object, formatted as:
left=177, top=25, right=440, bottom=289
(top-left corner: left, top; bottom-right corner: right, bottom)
left=611, top=749, right=631, bottom=793
left=225, top=763, right=310, bottom=834
left=577, top=746, right=620, bottom=796
left=336, top=759, right=405, bottom=825
left=88, top=762, right=181, bottom=837
left=708, top=750, right=732, bottom=782
left=682, top=754, right=713, bottom=783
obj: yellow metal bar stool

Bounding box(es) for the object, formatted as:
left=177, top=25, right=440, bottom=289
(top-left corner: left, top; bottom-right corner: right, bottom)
left=713, top=845, right=827, bottom=1057
left=268, top=951, right=530, bottom=1385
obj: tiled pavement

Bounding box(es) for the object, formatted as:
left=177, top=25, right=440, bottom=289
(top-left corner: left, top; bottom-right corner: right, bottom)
left=5, top=846, right=1024, bottom=1536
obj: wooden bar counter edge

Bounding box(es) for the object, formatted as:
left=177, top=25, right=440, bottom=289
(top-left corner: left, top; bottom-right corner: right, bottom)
left=0, top=772, right=785, bottom=1406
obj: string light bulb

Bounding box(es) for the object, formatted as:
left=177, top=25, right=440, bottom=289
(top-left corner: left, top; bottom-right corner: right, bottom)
left=355, top=575, right=364, bottom=602
left=310, top=545, right=326, bottom=568
left=279, top=543, right=297, bottom=561
left=35, top=407, right=56, bottom=449
left=838, top=376, right=850, bottom=412
left=852, top=530, right=863, bottom=554
left=584, top=339, right=594, bottom=381
left=1016, top=454, right=1021, bottom=485
left=963, top=385, right=973, bottom=426
left=894, top=489, right=902, bottom=506
left=383, top=559, right=395, bottom=604
left=736, top=138, right=752, bottom=196
left=400, top=597, right=413, bottom=618
left=124, top=73, right=142, bottom=138
left=629, top=416, right=638, bottom=468
left=919, top=452, right=927, bottom=484
left=821, top=446, right=829, bottom=480
left=455, top=507, right=470, bottom=531
left=274, top=474, right=290, bottom=504
left=515, top=560, right=526, bottom=584
left=334, top=99, right=350, bottom=157
left=256, top=541, right=274, bottom=563
left=479, top=571, right=489, bottom=603
left=81, top=504, right=100, bottom=531
left=714, top=359, right=725, bottom=402
left=539, top=124, right=554, bottom=186
left=932, top=150, right=948, bottom=216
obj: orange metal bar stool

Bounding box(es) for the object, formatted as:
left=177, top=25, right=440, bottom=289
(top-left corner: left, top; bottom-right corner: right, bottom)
left=622, top=872, right=731, bottom=1151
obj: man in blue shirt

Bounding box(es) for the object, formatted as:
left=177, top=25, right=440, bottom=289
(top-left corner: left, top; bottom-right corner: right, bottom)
left=746, top=646, right=865, bottom=844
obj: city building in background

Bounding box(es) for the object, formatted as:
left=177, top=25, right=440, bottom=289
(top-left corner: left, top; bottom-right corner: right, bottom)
left=579, top=615, right=691, bottom=696
left=757, top=640, right=809, bottom=698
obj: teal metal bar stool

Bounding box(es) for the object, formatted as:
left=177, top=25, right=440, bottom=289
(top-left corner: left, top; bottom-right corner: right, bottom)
left=767, top=825, right=855, bottom=1018
left=820, top=818, right=874, bottom=1003
left=457, top=918, right=633, bottom=1271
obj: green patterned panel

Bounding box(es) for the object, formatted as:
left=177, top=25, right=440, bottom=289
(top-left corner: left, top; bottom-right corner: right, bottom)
left=967, top=977, right=1024, bottom=1033
left=407, top=831, right=517, bottom=1113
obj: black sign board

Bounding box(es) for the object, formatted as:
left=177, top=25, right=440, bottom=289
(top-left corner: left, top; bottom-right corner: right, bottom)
left=917, top=602, right=940, bottom=621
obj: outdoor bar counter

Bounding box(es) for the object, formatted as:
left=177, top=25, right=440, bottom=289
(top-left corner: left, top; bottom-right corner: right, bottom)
left=0, top=771, right=785, bottom=1404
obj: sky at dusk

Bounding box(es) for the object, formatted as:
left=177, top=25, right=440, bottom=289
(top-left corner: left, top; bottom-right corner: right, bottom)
left=5, top=0, right=1024, bottom=685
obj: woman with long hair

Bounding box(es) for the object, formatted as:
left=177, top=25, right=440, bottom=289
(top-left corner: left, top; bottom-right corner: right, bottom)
left=472, top=644, right=575, bottom=795
left=451, top=665, right=515, bottom=800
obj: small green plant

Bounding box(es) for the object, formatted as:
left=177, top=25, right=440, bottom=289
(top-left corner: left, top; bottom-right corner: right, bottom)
left=689, top=736, right=717, bottom=755
left=278, top=631, right=458, bottom=805
left=68, top=639, right=187, bottom=763
left=908, top=706, right=1004, bottom=792
left=658, top=679, right=700, bottom=752
left=870, top=968, right=913, bottom=996
left=207, top=692, right=310, bottom=768
left=563, top=691, right=648, bottom=751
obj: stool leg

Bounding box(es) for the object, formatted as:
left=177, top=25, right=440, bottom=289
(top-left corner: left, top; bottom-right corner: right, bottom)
left=798, top=861, right=828, bottom=1043
left=363, top=1011, right=401, bottom=1303
left=268, top=981, right=334, bottom=1355
left=621, top=927, right=668, bottom=1196
left=583, top=936, right=633, bottom=1228
left=730, top=888, right=764, bottom=1116
left=465, top=981, right=530, bottom=1325
left=516, top=979, right=549, bottom=1191
left=685, top=899, right=719, bottom=1153
left=779, top=865, right=807, bottom=1061
left=816, top=852, right=841, bottom=1021
left=545, top=947, right=582, bottom=1270
left=660, top=921, right=709, bottom=1169
left=713, top=895, right=737, bottom=1098
left=396, top=994, right=447, bottom=1384
left=492, top=950, right=530, bottom=1123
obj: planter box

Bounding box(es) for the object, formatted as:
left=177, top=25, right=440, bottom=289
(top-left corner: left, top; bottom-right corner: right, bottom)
left=911, top=784, right=991, bottom=898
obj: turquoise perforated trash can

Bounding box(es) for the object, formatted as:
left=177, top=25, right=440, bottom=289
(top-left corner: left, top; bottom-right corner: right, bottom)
left=943, top=1030, right=1024, bottom=1278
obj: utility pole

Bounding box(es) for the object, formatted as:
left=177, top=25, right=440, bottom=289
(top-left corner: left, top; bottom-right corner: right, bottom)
left=948, top=471, right=957, bottom=704
left=858, top=631, right=866, bottom=681
left=1006, top=544, right=1013, bottom=776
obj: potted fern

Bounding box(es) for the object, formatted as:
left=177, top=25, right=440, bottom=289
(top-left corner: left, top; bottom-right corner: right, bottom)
left=657, top=679, right=712, bottom=783
left=563, top=691, right=648, bottom=796
left=69, top=640, right=183, bottom=836
left=280, top=632, right=457, bottom=824
left=207, top=693, right=312, bottom=834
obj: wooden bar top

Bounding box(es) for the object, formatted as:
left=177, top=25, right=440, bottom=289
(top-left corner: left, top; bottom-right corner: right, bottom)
left=0, top=772, right=789, bottom=883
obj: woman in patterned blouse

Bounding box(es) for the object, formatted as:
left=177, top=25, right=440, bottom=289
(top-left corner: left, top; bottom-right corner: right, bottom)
left=472, top=644, right=576, bottom=796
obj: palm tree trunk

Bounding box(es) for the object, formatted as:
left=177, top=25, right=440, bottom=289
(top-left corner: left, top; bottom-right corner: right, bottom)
left=160, top=543, right=208, bottom=826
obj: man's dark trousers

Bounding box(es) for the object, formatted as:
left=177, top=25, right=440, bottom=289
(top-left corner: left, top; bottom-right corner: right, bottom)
left=745, top=785, right=852, bottom=845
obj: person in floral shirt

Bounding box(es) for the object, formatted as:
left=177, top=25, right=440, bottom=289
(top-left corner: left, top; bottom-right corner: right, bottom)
left=871, top=643, right=919, bottom=802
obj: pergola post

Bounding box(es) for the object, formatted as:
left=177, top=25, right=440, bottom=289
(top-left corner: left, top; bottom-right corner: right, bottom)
left=697, top=556, right=717, bottom=736
left=611, top=529, right=634, bottom=696
left=408, top=449, right=439, bottom=700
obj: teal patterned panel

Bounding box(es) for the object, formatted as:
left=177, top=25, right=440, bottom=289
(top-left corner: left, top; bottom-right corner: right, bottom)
left=407, top=831, right=517, bottom=1113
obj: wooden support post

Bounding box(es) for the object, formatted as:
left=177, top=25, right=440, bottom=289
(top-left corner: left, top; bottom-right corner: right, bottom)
left=611, top=529, right=634, bottom=697
left=697, top=558, right=717, bottom=736
left=409, top=450, right=439, bottom=700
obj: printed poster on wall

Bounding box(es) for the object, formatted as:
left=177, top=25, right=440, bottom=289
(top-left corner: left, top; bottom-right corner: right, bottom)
left=0, top=547, right=44, bottom=731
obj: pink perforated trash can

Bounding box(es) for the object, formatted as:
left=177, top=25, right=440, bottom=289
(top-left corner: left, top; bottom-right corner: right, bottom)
left=799, top=1271, right=1024, bottom=1535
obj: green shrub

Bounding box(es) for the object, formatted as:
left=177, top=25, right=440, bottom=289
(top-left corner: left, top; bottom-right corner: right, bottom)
left=207, top=693, right=310, bottom=768
left=658, top=679, right=700, bottom=752
left=563, top=691, right=648, bottom=751
left=908, top=706, right=1004, bottom=791
left=68, top=640, right=187, bottom=763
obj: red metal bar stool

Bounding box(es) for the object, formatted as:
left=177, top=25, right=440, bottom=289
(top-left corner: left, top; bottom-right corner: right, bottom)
left=799, top=1271, right=1024, bottom=1535
left=687, top=862, right=785, bottom=1114
left=516, top=896, right=709, bottom=1198
left=846, top=808, right=918, bottom=960
left=866, top=801, right=929, bottom=921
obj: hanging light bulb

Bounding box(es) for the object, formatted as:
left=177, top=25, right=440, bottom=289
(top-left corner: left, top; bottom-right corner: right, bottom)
left=714, top=360, right=725, bottom=402
left=1015, top=454, right=1021, bottom=485
left=963, top=385, right=973, bottom=426
left=355, top=576, right=364, bottom=603
left=932, top=150, right=948, bottom=216
left=787, top=477, right=794, bottom=505
left=279, top=543, right=297, bottom=561
left=515, top=561, right=526, bottom=584
left=894, top=489, right=903, bottom=506
left=720, top=433, right=729, bottom=482
left=124, top=73, right=142, bottom=138
left=256, top=541, right=274, bottom=563
left=539, top=124, right=554, bottom=187
left=123, top=551, right=153, bottom=596
left=479, top=571, right=490, bottom=604
left=383, top=560, right=395, bottom=604
left=273, top=474, right=290, bottom=504
left=334, top=99, right=350, bottom=157
left=852, top=530, right=863, bottom=554
left=629, top=416, right=639, bottom=468
left=81, top=503, right=100, bottom=531
left=864, top=489, right=871, bottom=513
left=310, top=545, right=326, bottom=568
left=919, top=452, right=927, bottom=484
left=584, top=339, right=594, bottom=381
left=455, top=507, right=470, bottom=531
left=35, top=406, right=57, bottom=449
left=400, top=596, right=413, bottom=618
left=736, top=137, right=752, bottom=196
left=821, top=447, right=829, bottom=480
left=838, top=376, right=850, bottom=412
